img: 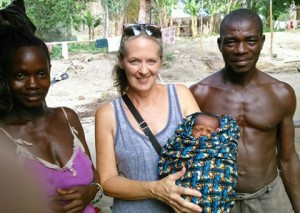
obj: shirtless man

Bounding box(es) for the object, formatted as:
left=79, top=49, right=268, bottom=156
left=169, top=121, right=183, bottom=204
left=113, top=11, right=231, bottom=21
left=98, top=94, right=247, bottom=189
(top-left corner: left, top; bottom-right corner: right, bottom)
left=190, top=8, right=300, bottom=212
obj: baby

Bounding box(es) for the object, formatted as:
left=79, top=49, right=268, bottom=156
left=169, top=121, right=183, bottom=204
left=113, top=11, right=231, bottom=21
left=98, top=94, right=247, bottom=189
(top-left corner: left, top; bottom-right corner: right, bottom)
left=192, top=113, right=220, bottom=139
left=158, top=112, right=240, bottom=213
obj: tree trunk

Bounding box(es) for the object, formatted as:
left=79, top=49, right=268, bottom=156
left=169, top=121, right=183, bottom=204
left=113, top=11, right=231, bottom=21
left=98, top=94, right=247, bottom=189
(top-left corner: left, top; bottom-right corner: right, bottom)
left=153, top=0, right=163, bottom=27
left=269, top=0, right=273, bottom=58
left=192, top=16, right=197, bottom=38
left=163, top=10, right=169, bottom=27
left=227, top=0, right=233, bottom=13
left=88, top=27, right=92, bottom=40
left=209, top=15, right=214, bottom=34
left=115, top=17, right=120, bottom=36
left=138, top=0, right=147, bottom=23
left=103, top=3, right=109, bottom=37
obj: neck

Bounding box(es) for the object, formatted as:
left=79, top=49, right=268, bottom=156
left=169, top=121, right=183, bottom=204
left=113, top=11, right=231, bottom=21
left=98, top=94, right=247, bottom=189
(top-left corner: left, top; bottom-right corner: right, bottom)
left=222, top=68, right=258, bottom=86
left=7, top=104, right=50, bottom=123
left=126, top=84, right=161, bottom=107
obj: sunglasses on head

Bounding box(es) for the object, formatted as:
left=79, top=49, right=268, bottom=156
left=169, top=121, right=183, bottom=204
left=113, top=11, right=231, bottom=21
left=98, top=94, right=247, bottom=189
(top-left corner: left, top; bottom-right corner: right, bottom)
left=122, top=24, right=162, bottom=38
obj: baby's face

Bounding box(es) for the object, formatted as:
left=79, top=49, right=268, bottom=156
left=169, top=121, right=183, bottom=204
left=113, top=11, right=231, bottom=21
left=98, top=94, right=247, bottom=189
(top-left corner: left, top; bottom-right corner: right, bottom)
left=192, top=115, right=219, bottom=138
left=192, top=124, right=215, bottom=138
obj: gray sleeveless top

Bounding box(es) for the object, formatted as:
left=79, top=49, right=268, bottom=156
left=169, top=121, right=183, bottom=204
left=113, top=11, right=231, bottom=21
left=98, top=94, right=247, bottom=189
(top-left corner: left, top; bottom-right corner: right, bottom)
left=112, top=84, right=182, bottom=213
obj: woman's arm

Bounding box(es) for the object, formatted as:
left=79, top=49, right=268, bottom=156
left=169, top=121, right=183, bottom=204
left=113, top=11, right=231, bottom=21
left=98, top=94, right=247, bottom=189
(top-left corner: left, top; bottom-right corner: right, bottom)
left=95, top=102, right=202, bottom=212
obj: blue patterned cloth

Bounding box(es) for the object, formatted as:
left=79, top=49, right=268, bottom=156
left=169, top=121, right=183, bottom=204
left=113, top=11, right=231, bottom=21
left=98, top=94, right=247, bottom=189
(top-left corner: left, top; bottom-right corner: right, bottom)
left=158, top=112, right=240, bottom=213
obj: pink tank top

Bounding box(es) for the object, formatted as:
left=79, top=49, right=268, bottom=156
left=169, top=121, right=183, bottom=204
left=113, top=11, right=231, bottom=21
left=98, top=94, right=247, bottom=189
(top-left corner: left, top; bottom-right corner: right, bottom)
left=0, top=107, right=94, bottom=212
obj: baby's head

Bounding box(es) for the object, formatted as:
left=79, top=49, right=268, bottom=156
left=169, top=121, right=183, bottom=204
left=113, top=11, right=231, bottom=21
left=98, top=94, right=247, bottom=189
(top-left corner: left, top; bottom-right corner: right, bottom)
left=192, top=113, right=220, bottom=138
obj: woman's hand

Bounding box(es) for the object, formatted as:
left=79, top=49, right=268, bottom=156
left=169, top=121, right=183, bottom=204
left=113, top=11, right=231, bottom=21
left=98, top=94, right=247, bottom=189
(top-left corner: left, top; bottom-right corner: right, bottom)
left=153, top=167, right=202, bottom=213
left=51, top=185, right=95, bottom=213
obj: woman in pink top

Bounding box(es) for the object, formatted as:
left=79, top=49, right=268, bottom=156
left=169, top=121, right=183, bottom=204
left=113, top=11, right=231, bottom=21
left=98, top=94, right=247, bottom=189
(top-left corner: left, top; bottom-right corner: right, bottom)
left=0, top=25, right=101, bottom=212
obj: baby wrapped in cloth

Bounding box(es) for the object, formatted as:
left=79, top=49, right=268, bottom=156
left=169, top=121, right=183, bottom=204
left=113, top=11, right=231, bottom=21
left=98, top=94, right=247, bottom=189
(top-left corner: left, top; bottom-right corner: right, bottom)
left=158, top=112, right=240, bottom=213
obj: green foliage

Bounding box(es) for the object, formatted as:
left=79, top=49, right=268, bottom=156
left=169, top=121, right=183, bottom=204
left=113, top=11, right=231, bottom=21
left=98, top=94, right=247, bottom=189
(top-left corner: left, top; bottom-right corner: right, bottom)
left=84, top=11, right=101, bottom=28
left=69, top=42, right=100, bottom=53
left=102, top=0, right=129, bottom=19
left=155, top=0, right=179, bottom=16
left=277, top=10, right=290, bottom=21
left=185, top=0, right=201, bottom=16
left=94, top=18, right=101, bottom=28
left=203, top=0, right=241, bottom=16
left=84, top=11, right=94, bottom=27
left=243, top=0, right=291, bottom=21
left=50, top=42, right=107, bottom=60
left=0, top=0, right=11, bottom=8
left=25, top=0, right=86, bottom=41
left=125, top=0, right=139, bottom=22
left=272, top=0, right=290, bottom=20
left=163, top=52, right=175, bottom=68
left=50, top=45, right=63, bottom=60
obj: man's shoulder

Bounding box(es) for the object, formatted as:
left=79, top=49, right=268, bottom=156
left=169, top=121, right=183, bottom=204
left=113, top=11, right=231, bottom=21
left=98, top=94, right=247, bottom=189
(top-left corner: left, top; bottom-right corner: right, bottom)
left=189, top=72, right=224, bottom=103
left=190, top=72, right=222, bottom=90
left=190, top=71, right=224, bottom=93
left=258, top=71, right=294, bottom=90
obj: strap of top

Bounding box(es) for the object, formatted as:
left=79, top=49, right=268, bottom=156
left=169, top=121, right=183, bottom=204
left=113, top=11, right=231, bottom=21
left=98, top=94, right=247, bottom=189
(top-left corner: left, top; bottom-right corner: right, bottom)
left=0, top=127, right=14, bottom=141
left=60, top=107, right=86, bottom=153
left=60, top=107, right=79, bottom=135
left=0, top=127, right=33, bottom=146
left=61, top=107, right=71, bottom=127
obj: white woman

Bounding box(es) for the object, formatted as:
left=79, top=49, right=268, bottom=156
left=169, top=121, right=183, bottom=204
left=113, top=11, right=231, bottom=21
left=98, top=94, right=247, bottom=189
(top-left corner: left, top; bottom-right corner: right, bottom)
left=95, top=24, right=202, bottom=213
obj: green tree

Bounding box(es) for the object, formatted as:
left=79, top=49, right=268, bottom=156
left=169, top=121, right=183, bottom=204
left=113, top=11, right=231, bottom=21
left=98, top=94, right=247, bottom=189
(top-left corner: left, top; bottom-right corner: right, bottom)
left=203, top=0, right=240, bottom=33
left=0, top=0, right=11, bottom=8
left=243, top=0, right=292, bottom=23
left=102, top=0, right=129, bottom=36
left=25, top=0, right=86, bottom=41
left=154, top=0, right=178, bottom=27
left=185, top=0, right=201, bottom=37
left=125, top=0, right=139, bottom=23
left=84, top=10, right=101, bottom=40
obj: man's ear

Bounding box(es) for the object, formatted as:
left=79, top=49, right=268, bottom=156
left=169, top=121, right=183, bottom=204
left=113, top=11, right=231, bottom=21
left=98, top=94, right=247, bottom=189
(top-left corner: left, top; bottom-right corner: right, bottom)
left=261, top=34, right=266, bottom=45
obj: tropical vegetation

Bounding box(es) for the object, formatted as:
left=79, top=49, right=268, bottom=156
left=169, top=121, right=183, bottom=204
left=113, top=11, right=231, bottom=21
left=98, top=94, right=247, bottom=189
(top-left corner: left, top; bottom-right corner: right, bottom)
left=0, top=0, right=299, bottom=41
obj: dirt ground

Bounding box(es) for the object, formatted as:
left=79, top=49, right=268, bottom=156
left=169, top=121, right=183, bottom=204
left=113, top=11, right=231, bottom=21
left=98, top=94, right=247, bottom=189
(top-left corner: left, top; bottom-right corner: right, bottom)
left=46, top=30, right=300, bottom=212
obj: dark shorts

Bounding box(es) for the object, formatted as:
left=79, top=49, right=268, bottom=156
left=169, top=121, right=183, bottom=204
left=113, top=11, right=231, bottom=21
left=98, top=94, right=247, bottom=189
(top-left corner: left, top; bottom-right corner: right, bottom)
left=231, top=175, right=293, bottom=213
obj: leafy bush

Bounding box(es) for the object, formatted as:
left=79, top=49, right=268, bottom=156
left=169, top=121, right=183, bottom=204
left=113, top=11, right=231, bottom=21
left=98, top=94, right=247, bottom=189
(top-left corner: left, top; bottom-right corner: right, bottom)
left=69, top=42, right=101, bottom=53
left=50, top=44, right=63, bottom=60
left=49, top=42, right=107, bottom=60
left=277, top=12, right=289, bottom=21
left=164, top=52, right=176, bottom=69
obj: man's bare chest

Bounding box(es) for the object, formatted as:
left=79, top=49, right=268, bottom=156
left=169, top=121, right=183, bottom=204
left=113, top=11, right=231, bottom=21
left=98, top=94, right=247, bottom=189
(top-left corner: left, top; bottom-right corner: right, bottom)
left=200, top=91, right=283, bottom=131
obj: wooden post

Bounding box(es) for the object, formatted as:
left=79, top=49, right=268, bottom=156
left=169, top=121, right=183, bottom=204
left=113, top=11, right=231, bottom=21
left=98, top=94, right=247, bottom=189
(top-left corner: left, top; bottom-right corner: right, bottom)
left=62, top=43, right=69, bottom=60
left=269, top=0, right=273, bottom=58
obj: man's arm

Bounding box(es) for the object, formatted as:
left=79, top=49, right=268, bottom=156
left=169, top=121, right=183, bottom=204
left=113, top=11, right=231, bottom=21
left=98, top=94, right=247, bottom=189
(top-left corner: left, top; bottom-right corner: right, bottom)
left=277, top=84, right=300, bottom=212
